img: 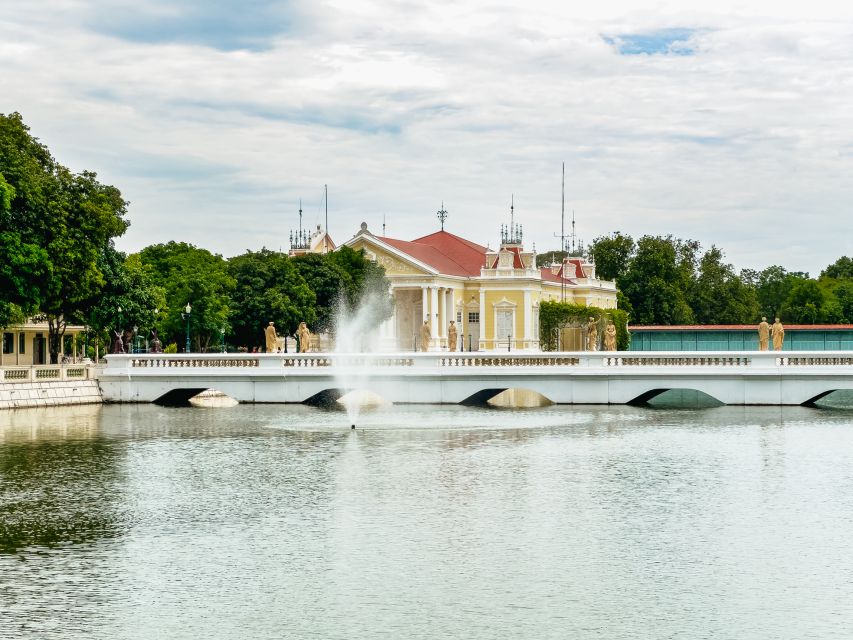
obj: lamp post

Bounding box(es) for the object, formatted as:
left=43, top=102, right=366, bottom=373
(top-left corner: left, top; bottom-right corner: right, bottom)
left=181, top=303, right=192, bottom=353
left=132, top=325, right=139, bottom=354
left=220, top=327, right=226, bottom=353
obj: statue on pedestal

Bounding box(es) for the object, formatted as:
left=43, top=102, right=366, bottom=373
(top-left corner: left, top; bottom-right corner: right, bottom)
left=111, top=329, right=125, bottom=354
left=448, top=320, right=458, bottom=352
left=586, top=317, right=598, bottom=351
left=771, top=318, right=785, bottom=351
left=297, top=322, right=311, bottom=353
left=757, top=317, right=770, bottom=351
left=603, top=322, right=617, bottom=351
left=420, top=320, right=431, bottom=352
left=264, top=322, right=278, bottom=353
left=150, top=329, right=163, bottom=353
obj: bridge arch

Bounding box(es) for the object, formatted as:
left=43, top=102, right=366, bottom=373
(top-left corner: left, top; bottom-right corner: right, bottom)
left=802, top=389, right=853, bottom=408
left=461, top=388, right=554, bottom=408
left=627, top=388, right=724, bottom=408
left=153, top=388, right=238, bottom=407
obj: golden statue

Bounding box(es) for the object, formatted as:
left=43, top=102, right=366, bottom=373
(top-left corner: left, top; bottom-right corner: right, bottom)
left=448, top=320, right=458, bottom=352
left=771, top=318, right=785, bottom=351
left=420, top=320, right=431, bottom=352
left=603, top=322, right=617, bottom=351
left=586, top=317, right=598, bottom=351
left=264, top=322, right=278, bottom=352
left=297, top=322, right=311, bottom=353
left=757, top=317, right=770, bottom=351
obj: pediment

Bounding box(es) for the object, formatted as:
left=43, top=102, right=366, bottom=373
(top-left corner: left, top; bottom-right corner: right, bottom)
left=348, top=236, right=436, bottom=276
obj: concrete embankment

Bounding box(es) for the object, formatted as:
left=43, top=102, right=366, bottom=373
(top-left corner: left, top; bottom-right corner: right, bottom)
left=0, top=366, right=103, bottom=409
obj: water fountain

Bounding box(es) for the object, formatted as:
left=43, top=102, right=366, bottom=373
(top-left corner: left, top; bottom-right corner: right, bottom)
left=330, top=288, right=391, bottom=428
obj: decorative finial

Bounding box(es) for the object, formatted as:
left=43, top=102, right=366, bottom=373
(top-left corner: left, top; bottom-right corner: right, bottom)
left=437, top=201, right=448, bottom=231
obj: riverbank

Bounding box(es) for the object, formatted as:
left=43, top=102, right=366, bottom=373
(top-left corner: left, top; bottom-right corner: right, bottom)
left=0, top=365, right=102, bottom=409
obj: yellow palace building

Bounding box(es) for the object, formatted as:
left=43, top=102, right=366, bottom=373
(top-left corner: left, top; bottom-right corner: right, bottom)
left=344, top=220, right=617, bottom=351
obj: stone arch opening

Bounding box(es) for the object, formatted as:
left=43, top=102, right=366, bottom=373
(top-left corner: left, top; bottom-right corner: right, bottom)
left=628, top=388, right=724, bottom=408
left=802, top=389, right=853, bottom=408
left=302, top=388, right=345, bottom=409
left=154, top=388, right=211, bottom=407
left=461, top=388, right=554, bottom=408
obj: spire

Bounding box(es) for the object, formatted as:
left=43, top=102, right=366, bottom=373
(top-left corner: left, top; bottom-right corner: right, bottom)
left=437, top=201, right=448, bottom=231
left=501, top=195, right=522, bottom=246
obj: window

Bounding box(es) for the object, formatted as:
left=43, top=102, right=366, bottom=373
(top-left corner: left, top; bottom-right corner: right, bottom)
left=456, top=311, right=462, bottom=323
left=18, top=333, right=25, bottom=354
left=468, top=312, right=480, bottom=324
left=3, top=333, right=12, bottom=354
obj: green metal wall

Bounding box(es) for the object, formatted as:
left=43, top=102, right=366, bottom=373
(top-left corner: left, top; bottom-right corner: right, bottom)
left=629, top=329, right=853, bottom=351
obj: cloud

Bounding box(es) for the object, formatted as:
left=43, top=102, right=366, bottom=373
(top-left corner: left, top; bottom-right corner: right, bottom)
left=1, top=0, right=852, bottom=276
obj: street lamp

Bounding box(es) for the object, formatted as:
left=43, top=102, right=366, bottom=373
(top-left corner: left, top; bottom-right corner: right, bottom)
left=132, top=325, right=139, bottom=354
left=181, top=303, right=192, bottom=353
left=220, top=326, right=226, bottom=353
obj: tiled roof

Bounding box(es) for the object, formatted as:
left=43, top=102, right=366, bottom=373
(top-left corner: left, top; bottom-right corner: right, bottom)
left=377, top=230, right=487, bottom=276
left=489, top=246, right=525, bottom=269
left=539, top=266, right=576, bottom=285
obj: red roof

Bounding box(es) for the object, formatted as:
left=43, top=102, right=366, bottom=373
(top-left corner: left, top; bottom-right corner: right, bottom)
left=539, top=266, right=577, bottom=284
left=630, top=324, right=853, bottom=331
left=376, top=230, right=487, bottom=276
left=489, top=246, right=525, bottom=269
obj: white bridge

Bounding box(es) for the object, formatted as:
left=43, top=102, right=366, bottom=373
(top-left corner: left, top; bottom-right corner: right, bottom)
left=98, top=351, right=853, bottom=407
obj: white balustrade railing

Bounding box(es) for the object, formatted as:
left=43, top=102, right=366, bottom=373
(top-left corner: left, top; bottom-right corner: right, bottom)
left=101, top=351, right=853, bottom=371
left=0, top=364, right=94, bottom=383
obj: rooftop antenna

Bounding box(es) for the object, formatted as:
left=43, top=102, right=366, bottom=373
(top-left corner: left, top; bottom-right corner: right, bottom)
left=510, top=194, right=514, bottom=229
left=324, top=184, right=328, bottom=253
left=382, top=213, right=386, bottom=236
left=437, top=201, right=448, bottom=231
left=552, top=163, right=567, bottom=302
left=299, top=198, right=303, bottom=237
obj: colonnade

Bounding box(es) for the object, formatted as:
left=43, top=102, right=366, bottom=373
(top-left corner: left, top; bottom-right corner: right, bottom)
left=420, top=285, right=456, bottom=346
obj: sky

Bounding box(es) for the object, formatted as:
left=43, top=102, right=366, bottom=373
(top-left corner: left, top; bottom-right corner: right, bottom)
left=3, top=0, right=852, bottom=276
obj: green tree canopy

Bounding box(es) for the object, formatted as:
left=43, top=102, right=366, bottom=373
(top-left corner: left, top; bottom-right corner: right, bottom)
left=138, top=242, right=234, bottom=352
left=619, top=235, right=697, bottom=325
left=227, top=249, right=316, bottom=349
left=689, top=246, right=759, bottom=324
left=290, top=252, right=352, bottom=333
left=589, top=232, right=635, bottom=282
left=1, top=112, right=129, bottom=361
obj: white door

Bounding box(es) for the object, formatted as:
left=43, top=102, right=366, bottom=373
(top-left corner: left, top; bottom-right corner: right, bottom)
left=496, top=309, right=513, bottom=348
left=467, top=311, right=480, bottom=351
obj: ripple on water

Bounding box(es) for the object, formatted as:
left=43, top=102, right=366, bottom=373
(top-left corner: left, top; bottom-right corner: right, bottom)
left=1, top=403, right=853, bottom=639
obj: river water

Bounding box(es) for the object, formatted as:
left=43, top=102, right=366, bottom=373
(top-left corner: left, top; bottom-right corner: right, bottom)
left=2, top=402, right=853, bottom=639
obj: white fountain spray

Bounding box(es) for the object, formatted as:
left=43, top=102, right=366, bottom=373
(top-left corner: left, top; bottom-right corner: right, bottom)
left=331, top=288, right=390, bottom=428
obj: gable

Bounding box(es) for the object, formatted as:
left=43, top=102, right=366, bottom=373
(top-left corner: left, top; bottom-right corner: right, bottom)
left=349, top=236, right=436, bottom=276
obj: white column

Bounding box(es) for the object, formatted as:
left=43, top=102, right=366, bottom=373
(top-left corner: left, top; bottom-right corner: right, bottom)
left=479, top=288, right=486, bottom=349
left=430, top=286, right=439, bottom=339
left=523, top=289, right=532, bottom=348
left=421, top=286, right=428, bottom=322
left=438, top=287, right=445, bottom=339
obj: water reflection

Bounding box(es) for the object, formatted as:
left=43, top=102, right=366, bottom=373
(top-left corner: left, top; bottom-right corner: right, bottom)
left=1, top=403, right=852, bottom=639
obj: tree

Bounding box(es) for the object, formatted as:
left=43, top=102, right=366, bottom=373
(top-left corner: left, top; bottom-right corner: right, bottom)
left=619, top=235, right=697, bottom=325
left=78, top=244, right=165, bottom=355
left=291, top=252, right=352, bottom=333
left=0, top=113, right=129, bottom=361
left=326, top=246, right=393, bottom=324
left=689, top=246, right=759, bottom=324
left=755, top=266, right=809, bottom=320
left=589, top=232, right=635, bottom=282
left=227, top=249, right=316, bottom=349
left=821, top=256, right=853, bottom=280
left=783, top=280, right=825, bottom=324
left=138, top=242, right=234, bottom=352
